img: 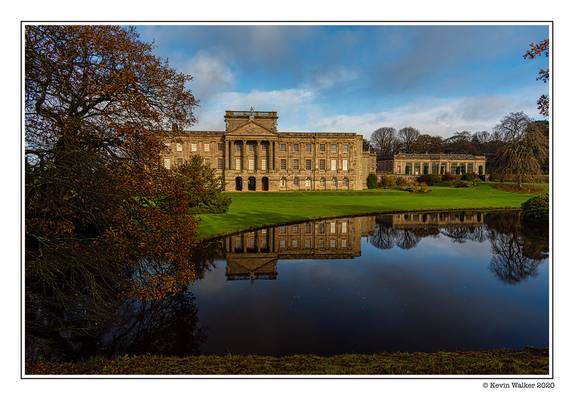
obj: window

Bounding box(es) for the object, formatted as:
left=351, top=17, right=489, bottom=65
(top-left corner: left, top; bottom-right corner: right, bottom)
left=414, top=162, right=421, bottom=175
left=318, top=239, right=324, bottom=248
left=248, top=143, right=255, bottom=152
left=318, top=223, right=325, bottom=234
left=306, top=143, right=312, bottom=153
left=341, top=221, right=347, bottom=233
left=305, top=223, right=312, bottom=233
left=235, top=143, right=242, bottom=152
left=204, top=143, right=210, bottom=152
left=432, top=162, right=440, bottom=175
left=191, top=143, right=197, bottom=152
left=235, top=158, right=241, bottom=170
left=218, top=142, right=224, bottom=151
left=217, top=158, right=224, bottom=169
left=319, top=159, right=326, bottom=170
left=319, top=143, right=325, bottom=152
left=305, top=239, right=311, bottom=248
left=279, top=239, right=286, bottom=249
left=467, top=163, right=474, bottom=173
left=280, top=159, right=287, bottom=170
left=342, top=159, right=348, bottom=171
left=292, top=143, right=300, bottom=152
left=261, top=159, right=267, bottom=170
left=293, top=159, right=300, bottom=170
left=279, top=226, right=287, bottom=234
left=331, top=159, right=337, bottom=171
left=330, top=222, right=336, bottom=233
left=331, top=143, right=337, bottom=153
left=204, top=158, right=211, bottom=167
left=176, top=143, right=183, bottom=152
left=330, top=239, right=336, bottom=248
left=292, top=225, right=299, bottom=233
left=305, top=159, right=312, bottom=170
left=292, top=240, right=299, bottom=248
left=305, top=177, right=311, bottom=187
left=341, top=239, right=347, bottom=248
left=163, top=158, right=171, bottom=169
left=248, top=159, right=255, bottom=170
left=280, top=143, right=286, bottom=152
left=343, top=144, right=349, bottom=153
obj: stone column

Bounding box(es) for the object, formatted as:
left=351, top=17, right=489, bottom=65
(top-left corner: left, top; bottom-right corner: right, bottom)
left=225, top=140, right=230, bottom=170
left=256, top=140, right=261, bottom=172
left=272, top=141, right=277, bottom=171
left=230, top=140, right=235, bottom=170
left=242, top=141, right=247, bottom=172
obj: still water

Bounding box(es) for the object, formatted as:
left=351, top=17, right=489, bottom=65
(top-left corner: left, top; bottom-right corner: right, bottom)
left=28, top=210, right=549, bottom=360
left=190, top=211, right=549, bottom=355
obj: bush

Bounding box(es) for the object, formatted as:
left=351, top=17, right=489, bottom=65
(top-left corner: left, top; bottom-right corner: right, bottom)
left=461, top=173, right=475, bottom=181
left=380, top=175, right=397, bottom=188
left=521, top=193, right=549, bottom=222
left=399, top=183, right=432, bottom=193
left=179, top=156, right=231, bottom=214
left=441, top=173, right=456, bottom=182
left=452, top=180, right=473, bottom=188
left=395, top=176, right=410, bottom=186
left=367, top=173, right=378, bottom=189
left=417, top=174, right=442, bottom=186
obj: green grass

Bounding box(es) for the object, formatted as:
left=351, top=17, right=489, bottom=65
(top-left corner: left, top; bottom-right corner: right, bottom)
left=197, top=184, right=541, bottom=239
left=26, top=348, right=549, bottom=375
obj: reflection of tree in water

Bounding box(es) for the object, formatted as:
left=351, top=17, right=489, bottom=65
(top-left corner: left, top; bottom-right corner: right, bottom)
left=26, top=242, right=217, bottom=361
left=103, top=290, right=205, bottom=357
left=368, top=211, right=548, bottom=285
left=485, top=212, right=549, bottom=284
left=488, top=230, right=541, bottom=284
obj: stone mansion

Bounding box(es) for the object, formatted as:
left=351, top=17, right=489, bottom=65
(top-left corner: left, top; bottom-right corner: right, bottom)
left=162, top=110, right=377, bottom=191
left=161, top=109, right=487, bottom=191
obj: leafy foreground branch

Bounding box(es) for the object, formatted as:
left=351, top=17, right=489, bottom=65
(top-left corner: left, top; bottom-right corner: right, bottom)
left=27, top=348, right=548, bottom=375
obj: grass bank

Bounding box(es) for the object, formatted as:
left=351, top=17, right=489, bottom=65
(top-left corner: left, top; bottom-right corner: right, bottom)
left=197, top=184, right=539, bottom=239
left=26, top=348, right=548, bottom=375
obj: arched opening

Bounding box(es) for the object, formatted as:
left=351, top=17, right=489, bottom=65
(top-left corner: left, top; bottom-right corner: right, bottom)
left=280, top=177, right=287, bottom=189
left=262, top=177, right=269, bottom=191
left=320, top=177, right=326, bottom=190
left=343, top=177, right=349, bottom=189
left=235, top=177, right=243, bottom=191
left=304, top=177, right=312, bottom=190
left=248, top=176, right=256, bottom=191
left=331, top=177, right=338, bottom=190
left=478, top=165, right=484, bottom=175
left=293, top=177, right=300, bottom=189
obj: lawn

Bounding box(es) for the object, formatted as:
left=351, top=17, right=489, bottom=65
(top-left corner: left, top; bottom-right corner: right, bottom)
left=197, top=183, right=541, bottom=239
left=26, top=348, right=548, bottom=375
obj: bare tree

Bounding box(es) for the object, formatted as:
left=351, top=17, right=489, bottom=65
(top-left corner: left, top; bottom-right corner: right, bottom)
left=370, top=127, right=398, bottom=158
left=397, top=127, right=421, bottom=153
left=493, top=112, right=531, bottom=142
left=494, top=122, right=548, bottom=186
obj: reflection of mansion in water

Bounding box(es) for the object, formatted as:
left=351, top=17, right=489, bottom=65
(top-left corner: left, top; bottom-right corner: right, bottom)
left=222, top=211, right=486, bottom=280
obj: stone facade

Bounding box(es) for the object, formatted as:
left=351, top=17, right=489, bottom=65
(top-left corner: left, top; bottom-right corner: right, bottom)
left=391, top=153, right=487, bottom=176
left=161, top=110, right=377, bottom=191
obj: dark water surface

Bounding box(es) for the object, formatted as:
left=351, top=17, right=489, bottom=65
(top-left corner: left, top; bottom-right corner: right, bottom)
left=190, top=211, right=549, bottom=355
left=27, top=210, right=549, bottom=360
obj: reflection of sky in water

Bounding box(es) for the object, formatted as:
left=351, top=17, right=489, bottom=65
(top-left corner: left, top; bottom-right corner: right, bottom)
left=190, top=216, right=549, bottom=356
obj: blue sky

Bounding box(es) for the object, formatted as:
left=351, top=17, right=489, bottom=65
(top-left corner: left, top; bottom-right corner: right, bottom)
left=137, top=24, right=549, bottom=138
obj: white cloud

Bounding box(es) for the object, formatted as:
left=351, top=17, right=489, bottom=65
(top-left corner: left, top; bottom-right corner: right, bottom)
left=180, top=50, right=234, bottom=101
left=310, top=67, right=359, bottom=90
left=192, top=88, right=316, bottom=131
left=311, top=91, right=542, bottom=138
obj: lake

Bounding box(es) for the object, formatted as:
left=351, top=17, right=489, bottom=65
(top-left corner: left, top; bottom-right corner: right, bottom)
left=27, top=210, right=549, bottom=360
left=188, top=210, right=549, bottom=356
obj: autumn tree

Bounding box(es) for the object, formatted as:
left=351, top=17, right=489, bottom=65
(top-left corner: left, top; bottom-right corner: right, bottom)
left=25, top=26, right=201, bottom=355
left=370, top=127, right=398, bottom=159
left=397, top=127, right=421, bottom=153
left=523, top=38, right=550, bottom=117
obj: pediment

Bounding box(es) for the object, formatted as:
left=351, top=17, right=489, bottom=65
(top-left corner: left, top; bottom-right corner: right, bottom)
left=226, top=120, right=277, bottom=136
